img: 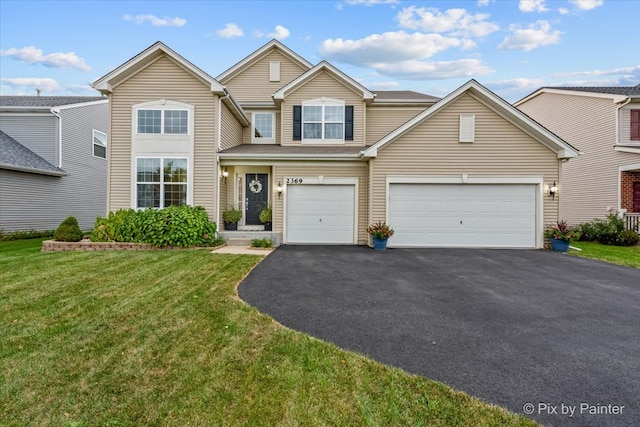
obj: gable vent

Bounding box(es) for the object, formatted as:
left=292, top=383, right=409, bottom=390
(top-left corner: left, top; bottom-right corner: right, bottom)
left=270, top=61, right=281, bottom=82
left=459, top=114, right=475, bottom=143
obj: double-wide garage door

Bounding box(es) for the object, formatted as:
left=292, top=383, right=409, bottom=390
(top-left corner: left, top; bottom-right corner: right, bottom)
left=389, top=183, right=537, bottom=248
left=286, top=184, right=355, bottom=244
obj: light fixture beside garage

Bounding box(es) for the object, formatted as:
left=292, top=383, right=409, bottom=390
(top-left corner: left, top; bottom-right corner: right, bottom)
left=277, top=181, right=283, bottom=198
left=549, top=181, right=558, bottom=199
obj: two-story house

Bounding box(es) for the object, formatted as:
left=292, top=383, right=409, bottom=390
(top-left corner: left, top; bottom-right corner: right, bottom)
left=92, top=40, right=578, bottom=248
left=516, top=86, right=640, bottom=227
left=0, top=96, right=108, bottom=232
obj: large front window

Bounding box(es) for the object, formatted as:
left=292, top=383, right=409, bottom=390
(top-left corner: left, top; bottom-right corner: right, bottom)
left=136, top=158, right=188, bottom=208
left=303, top=103, right=344, bottom=140
left=137, top=109, right=188, bottom=135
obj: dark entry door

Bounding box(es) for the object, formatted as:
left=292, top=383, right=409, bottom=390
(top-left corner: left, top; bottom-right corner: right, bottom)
left=634, top=182, right=640, bottom=212
left=245, top=174, right=268, bottom=225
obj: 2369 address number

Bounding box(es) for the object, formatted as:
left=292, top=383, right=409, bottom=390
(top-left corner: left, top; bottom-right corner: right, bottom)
left=286, top=178, right=303, bottom=184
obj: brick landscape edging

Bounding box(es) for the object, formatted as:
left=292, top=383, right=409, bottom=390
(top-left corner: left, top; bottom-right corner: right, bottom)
left=42, top=240, right=159, bottom=252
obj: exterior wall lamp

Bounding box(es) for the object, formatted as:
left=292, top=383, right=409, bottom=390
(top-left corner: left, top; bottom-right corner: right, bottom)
left=549, top=181, right=558, bottom=199
left=276, top=181, right=283, bottom=198
left=222, top=168, right=229, bottom=183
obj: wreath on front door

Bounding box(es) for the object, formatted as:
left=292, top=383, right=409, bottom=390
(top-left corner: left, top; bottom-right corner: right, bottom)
left=249, top=179, right=263, bottom=194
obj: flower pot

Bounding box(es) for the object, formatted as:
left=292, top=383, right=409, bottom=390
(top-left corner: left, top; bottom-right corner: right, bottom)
left=372, top=237, right=388, bottom=251
left=225, top=222, right=238, bottom=231
left=550, top=237, right=570, bottom=252
left=263, top=222, right=272, bottom=231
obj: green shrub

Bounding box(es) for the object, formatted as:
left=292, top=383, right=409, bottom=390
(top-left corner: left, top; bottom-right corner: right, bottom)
left=0, top=229, right=54, bottom=241
left=90, top=206, right=218, bottom=247
left=223, top=207, right=242, bottom=223
left=250, top=238, right=272, bottom=248
left=54, top=216, right=83, bottom=242
left=576, top=214, right=638, bottom=246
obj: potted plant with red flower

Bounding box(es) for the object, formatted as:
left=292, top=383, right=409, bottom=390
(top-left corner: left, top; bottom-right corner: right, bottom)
left=545, top=220, right=580, bottom=252
left=367, top=221, right=394, bottom=250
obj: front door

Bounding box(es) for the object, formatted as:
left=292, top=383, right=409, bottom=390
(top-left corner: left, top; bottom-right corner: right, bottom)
left=634, top=182, right=640, bottom=212
left=245, top=174, right=268, bottom=225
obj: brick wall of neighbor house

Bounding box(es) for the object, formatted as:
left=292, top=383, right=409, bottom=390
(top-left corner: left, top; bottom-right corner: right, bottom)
left=621, top=171, right=640, bottom=212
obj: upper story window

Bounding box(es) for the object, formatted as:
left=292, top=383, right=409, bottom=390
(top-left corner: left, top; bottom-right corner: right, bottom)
left=631, top=109, right=640, bottom=141
left=293, top=98, right=353, bottom=143
left=252, top=112, right=275, bottom=144
left=137, top=109, right=188, bottom=135
left=92, top=130, right=107, bottom=159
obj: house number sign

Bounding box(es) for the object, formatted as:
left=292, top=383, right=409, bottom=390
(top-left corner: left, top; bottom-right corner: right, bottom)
left=286, top=178, right=303, bottom=184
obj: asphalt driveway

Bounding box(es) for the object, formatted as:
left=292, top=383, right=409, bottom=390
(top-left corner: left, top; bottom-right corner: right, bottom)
left=238, top=246, right=640, bottom=426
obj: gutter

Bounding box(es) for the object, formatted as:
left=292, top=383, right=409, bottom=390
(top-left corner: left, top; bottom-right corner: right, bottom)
left=50, top=107, right=63, bottom=168
left=615, top=96, right=632, bottom=145
left=0, top=163, right=67, bottom=177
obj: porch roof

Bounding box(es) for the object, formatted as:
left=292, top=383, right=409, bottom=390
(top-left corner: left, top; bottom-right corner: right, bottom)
left=218, top=144, right=366, bottom=160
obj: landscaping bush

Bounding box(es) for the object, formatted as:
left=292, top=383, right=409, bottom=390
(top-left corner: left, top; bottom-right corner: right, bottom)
left=91, top=206, right=218, bottom=247
left=54, top=216, right=83, bottom=242
left=250, top=238, right=272, bottom=248
left=0, top=229, right=54, bottom=241
left=575, top=214, right=639, bottom=246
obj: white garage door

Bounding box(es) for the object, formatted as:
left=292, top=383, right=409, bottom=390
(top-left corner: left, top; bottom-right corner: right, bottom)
left=389, top=184, right=536, bottom=248
left=286, top=184, right=355, bottom=244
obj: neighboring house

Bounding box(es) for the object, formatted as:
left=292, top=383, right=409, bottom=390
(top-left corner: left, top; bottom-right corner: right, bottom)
left=516, top=85, right=640, bottom=226
left=0, top=96, right=108, bottom=231
left=92, top=40, right=578, bottom=248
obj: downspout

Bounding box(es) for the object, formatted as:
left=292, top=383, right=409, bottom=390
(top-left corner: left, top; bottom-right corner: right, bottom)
left=615, top=97, right=631, bottom=212
left=216, top=90, right=230, bottom=228
left=50, top=108, right=62, bottom=168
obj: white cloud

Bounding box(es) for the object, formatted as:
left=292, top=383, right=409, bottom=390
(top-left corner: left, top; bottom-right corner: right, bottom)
left=1, top=77, right=61, bottom=93
left=216, top=23, right=243, bottom=38
left=477, top=0, right=494, bottom=6
left=0, top=46, right=91, bottom=72
left=554, top=65, right=640, bottom=85
left=498, top=20, right=562, bottom=51
left=320, top=31, right=466, bottom=65
left=373, top=58, right=493, bottom=80
left=346, top=0, right=399, bottom=5
left=268, top=25, right=290, bottom=40
left=123, top=14, right=186, bottom=27
left=558, top=7, right=569, bottom=14
left=569, top=0, right=604, bottom=11
left=519, top=0, right=549, bottom=13
left=397, top=6, right=499, bottom=37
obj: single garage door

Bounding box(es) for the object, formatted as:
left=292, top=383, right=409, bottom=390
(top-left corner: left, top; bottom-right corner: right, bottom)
left=286, top=184, right=355, bottom=244
left=389, top=183, right=536, bottom=248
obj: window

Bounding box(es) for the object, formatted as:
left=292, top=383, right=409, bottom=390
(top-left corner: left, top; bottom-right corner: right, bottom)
left=93, top=130, right=107, bottom=159
left=293, top=100, right=353, bottom=142
left=137, top=109, right=188, bottom=135
left=631, top=109, right=640, bottom=141
left=136, top=158, right=188, bottom=208
left=252, top=112, right=275, bottom=143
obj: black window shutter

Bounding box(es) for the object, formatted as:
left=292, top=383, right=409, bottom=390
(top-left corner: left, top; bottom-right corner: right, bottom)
left=345, top=105, right=354, bottom=141
left=293, top=105, right=302, bottom=141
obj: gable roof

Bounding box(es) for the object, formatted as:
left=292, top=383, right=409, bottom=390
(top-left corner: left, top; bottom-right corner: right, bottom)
left=273, top=60, right=375, bottom=102
left=92, top=41, right=226, bottom=95
left=362, top=79, right=580, bottom=160
left=371, top=90, right=440, bottom=104
left=0, top=96, right=105, bottom=108
left=0, top=130, right=66, bottom=176
left=515, top=84, right=640, bottom=105
left=216, top=39, right=313, bottom=83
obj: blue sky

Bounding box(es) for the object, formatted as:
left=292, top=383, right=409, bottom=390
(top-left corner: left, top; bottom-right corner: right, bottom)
left=1, top=0, right=638, bottom=102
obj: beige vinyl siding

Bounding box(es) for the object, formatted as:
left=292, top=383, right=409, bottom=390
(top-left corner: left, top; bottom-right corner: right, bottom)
left=222, top=50, right=308, bottom=103
left=272, top=163, right=369, bottom=244
left=366, top=106, right=426, bottom=145
left=220, top=102, right=243, bottom=150
left=518, top=92, right=638, bottom=224
left=371, top=92, right=559, bottom=226
left=109, top=54, right=218, bottom=218
left=281, top=71, right=365, bottom=146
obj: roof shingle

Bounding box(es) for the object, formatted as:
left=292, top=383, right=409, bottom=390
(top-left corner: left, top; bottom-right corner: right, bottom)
left=0, top=130, right=66, bottom=176
left=0, top=96, right=106, bottom=108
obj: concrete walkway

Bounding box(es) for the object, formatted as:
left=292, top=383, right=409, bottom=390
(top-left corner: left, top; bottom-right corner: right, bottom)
left=210, top=245, right=274, bottom=256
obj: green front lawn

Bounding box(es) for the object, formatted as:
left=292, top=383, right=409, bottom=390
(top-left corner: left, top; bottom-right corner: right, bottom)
left=0, top=239, right=536, bottom=426
left=569, top=241, right=640, bottom=268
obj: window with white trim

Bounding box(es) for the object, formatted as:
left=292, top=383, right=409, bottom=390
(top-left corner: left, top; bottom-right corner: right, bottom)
left=252, top=112, right=275, bottom=144
left=92, top=130, right=107, bottom=159
left=302, top=99, right=345, bottom=141
left=137, top=109, right=188, bottom=134
left=136, top=158, right=188, bottom=208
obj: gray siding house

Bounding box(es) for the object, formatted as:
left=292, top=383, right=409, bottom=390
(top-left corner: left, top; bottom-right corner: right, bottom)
left=0, top=96, right=108, bottom=231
